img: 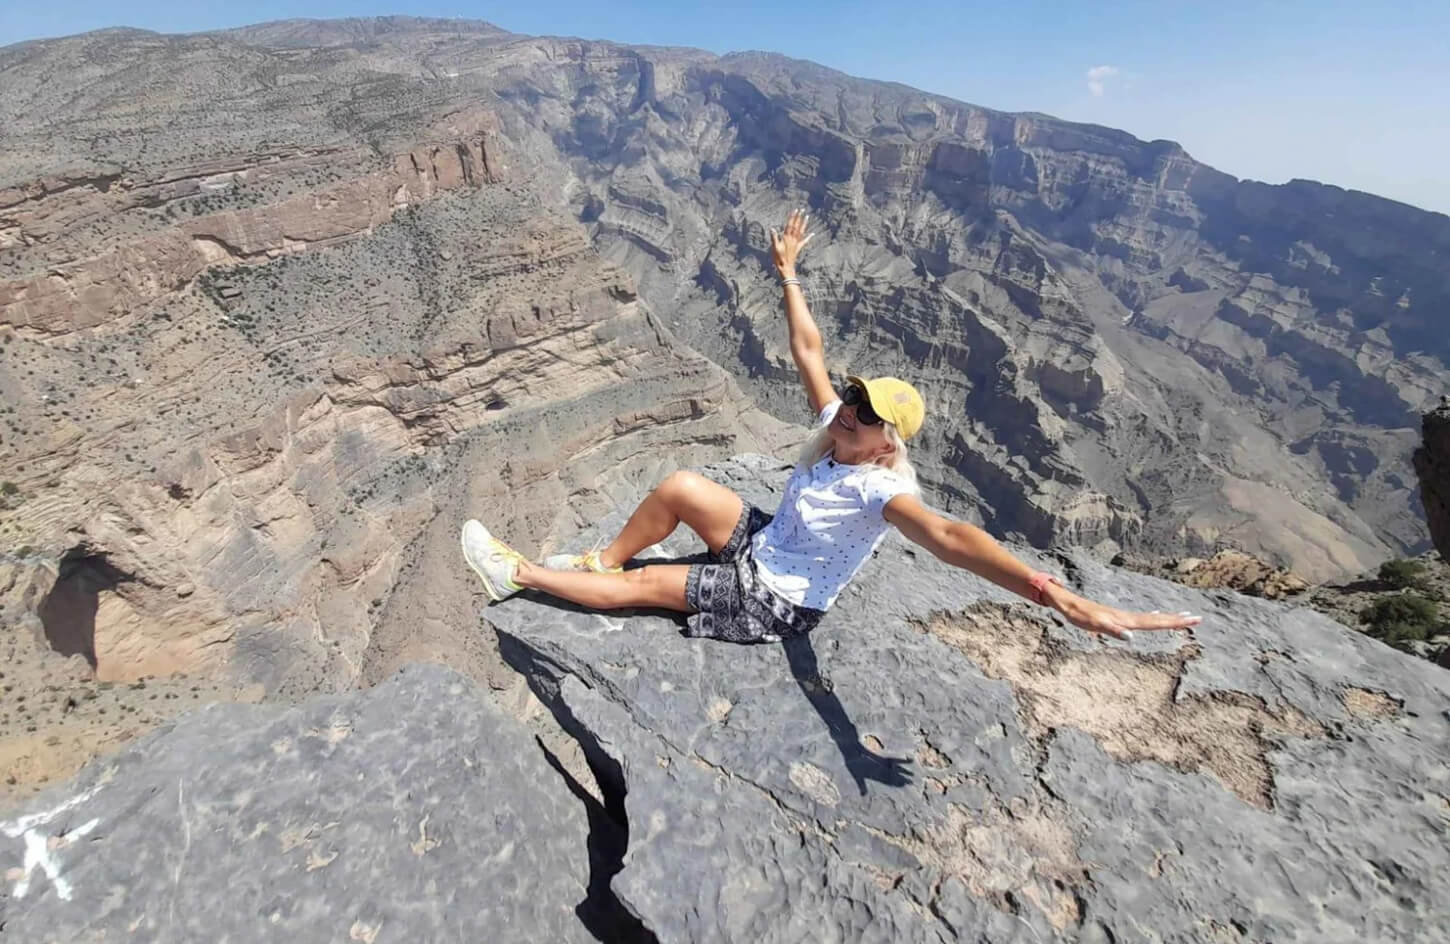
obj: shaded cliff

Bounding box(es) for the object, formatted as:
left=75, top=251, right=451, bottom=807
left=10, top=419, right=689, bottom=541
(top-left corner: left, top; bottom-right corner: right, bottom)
left=1414, top=401, right=1450, bottom=561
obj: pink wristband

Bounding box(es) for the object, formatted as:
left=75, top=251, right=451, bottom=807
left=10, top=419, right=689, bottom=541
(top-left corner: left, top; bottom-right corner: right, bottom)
left=1028, top=572, right=1061, bottom=605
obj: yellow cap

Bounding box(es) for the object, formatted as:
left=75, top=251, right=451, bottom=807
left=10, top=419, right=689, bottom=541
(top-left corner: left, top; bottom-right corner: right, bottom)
left=846, top=375, right=926, bottom=440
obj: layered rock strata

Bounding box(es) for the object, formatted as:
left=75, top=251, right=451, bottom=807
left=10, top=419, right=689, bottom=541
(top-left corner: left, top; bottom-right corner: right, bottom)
left=3, top=22, right=1443, bottom=585
left=0, top=91, right=794, bottom=800
left=467, top=35, right=1449, bottom=580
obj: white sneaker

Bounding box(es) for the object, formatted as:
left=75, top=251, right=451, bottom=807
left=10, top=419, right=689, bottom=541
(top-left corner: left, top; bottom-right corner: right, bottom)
left=540, top=544, right=623, bottom=574
left=461, top=520, right=524, bottom=602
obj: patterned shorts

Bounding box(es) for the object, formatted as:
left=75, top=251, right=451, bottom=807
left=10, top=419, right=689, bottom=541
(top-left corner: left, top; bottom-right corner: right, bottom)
left=683, top=504, right=825, bottom=645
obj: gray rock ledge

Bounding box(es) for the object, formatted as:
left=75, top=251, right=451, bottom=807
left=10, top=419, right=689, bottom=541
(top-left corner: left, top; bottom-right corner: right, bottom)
left=487, top=455, right=1450, bottom=943
left=0, top=664, right=605, bottom=943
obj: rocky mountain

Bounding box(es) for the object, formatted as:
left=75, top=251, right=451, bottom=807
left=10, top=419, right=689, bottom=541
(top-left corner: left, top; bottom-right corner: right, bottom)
left=458, top=31, right=1450, bottom=582
left=3, top=17, right=1447, bottom=599
left=5, top=457, right=1447, bottom=941
left=2, top=14, right=1449, bottom=909
left=0, top=19, right=805, bottom=802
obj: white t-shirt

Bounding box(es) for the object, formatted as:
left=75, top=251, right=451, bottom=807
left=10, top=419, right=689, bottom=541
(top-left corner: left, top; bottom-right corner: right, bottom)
left=750, top=399, right=916, bottom=611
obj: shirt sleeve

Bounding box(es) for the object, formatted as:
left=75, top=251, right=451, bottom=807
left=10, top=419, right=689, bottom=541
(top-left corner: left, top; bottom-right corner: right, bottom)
left=860, top=470, right=915, bottom=518
left=816, top=398, right=842, bottom=428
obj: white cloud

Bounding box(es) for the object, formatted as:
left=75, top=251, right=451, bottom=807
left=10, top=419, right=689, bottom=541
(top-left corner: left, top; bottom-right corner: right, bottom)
left=1086, top=65, right=1120, bottom=97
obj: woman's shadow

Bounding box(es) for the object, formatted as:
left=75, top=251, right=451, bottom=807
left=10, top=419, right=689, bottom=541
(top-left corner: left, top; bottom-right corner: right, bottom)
left=520, top=554, right=914, bottom=798
left=778, top=632, right=913, bottom=795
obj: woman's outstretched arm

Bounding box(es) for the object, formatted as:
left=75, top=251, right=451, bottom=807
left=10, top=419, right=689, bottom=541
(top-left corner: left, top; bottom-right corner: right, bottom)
left=769, top=209, right=836, bottom=415
left=884, top=494, right=1202, bottom=640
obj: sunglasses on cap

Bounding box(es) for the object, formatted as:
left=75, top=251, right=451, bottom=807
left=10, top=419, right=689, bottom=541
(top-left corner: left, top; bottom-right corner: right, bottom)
left=841, top=384, right=883, bottom=426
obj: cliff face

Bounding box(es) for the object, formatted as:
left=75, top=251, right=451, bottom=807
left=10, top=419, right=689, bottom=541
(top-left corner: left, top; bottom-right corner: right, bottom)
left=467, top=41, right=1448, bottom=581
left=1414, top=403, right=1450, bottom=561
left=4, top=20, right=1444, bottom=587
left=0, top=25, right=799, bottom=799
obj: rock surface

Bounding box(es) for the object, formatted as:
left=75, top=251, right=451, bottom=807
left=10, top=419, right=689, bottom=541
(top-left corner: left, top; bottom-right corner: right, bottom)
left=0, top=663, right=617, bottom=943
left=4, top=456, right=1448, bottom=941
left=487, top=456, right=1450, bottom=942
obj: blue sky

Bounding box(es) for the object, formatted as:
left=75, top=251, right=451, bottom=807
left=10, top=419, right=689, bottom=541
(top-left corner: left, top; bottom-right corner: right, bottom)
left=4, top=1, right=1447, bottom=214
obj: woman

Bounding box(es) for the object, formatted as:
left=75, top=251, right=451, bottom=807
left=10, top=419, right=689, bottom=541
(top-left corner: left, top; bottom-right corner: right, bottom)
left=463, top=210, right=1202, bottom=643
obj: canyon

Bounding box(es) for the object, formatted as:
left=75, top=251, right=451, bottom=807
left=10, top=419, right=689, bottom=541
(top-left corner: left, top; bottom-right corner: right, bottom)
left=1, top=17, right=1447, bottom=941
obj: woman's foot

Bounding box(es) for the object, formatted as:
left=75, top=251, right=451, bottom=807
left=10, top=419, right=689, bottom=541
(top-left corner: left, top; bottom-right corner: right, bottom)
left=461, top=520, right=525, bottom=601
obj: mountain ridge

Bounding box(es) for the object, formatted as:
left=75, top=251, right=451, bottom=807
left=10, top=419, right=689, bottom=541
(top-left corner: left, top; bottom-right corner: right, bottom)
left=4, top=19, right=1448, bottom=221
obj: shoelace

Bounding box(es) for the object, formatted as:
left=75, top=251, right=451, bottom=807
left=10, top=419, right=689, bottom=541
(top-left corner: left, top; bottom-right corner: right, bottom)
left=488, top=540, right=521, bottom=564
left=580, top=537, right=612, bottom=571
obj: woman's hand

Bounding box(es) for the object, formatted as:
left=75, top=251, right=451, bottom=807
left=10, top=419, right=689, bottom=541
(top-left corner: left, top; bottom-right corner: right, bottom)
left=1047, top=585, right=1202, bottom=641
left=769, top=208, right=814, bottom=278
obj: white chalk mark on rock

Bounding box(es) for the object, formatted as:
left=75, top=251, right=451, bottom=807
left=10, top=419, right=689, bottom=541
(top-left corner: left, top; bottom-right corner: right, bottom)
left=9, top=818, right=100, bottom=901
left=2, top=782, right=103, bottom=837
left=592, top=614, right=625, bottom=633
left=168, top=779, right=192, bottom=933
left=410, top=814, right=441, bottom=856
left=2, top=782, right=106, bottom=901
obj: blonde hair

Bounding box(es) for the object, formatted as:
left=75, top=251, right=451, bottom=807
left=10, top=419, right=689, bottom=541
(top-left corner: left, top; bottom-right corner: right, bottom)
left=796, top=421, right=921, bottom=494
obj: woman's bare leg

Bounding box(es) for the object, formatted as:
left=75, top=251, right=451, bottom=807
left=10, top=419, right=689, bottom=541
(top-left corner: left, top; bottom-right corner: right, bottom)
left=515, top=561, right=693, bottom=611
left=596, top=470, right=745, bottom=568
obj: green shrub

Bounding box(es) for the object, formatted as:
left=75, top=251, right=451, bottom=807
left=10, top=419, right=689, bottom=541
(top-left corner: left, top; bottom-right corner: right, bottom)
left=1360, top=593, right=1441, bottom=647
left=0, top=482, right=16, bottom=496
left=1378, top=558, right=1427, bottom=590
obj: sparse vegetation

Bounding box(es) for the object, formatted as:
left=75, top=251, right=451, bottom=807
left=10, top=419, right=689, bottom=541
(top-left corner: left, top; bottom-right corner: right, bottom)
left=1378, top=558, right=1428, bottom=591
left=1359, top=593, right=1442, bottom=649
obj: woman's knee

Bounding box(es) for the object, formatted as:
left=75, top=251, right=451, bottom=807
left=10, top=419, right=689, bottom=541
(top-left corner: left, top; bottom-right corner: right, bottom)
left=656, top=470, right=709, bottom=510
left=653, top=471, right=742, bottom=553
